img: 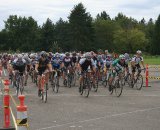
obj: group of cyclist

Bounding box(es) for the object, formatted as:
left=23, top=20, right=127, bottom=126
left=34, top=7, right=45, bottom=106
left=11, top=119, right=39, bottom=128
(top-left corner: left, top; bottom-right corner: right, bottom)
left=0, top=49, right=145, bottom=97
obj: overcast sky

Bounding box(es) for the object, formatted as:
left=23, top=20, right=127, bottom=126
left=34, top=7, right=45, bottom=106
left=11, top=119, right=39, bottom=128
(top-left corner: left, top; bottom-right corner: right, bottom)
left=0, top=0, right=160, bottom=30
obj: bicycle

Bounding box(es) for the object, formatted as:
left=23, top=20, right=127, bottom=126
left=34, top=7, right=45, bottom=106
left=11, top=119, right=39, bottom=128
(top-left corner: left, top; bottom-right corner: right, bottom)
left=124, top=72, right=132, bottom=87
left=131, top=68, right=145, bottom=90
left=64, top=67, right=75, bottom=88
left=79, top=70, right=92, bottom=97
left=102, top=68, right=110, bottom=87
left=109, top=70, right=124, bottom=97
left=15, top=71, right=24, bottom=97
left=90, top=72, right=99, bottom=92
left=39, top=73, right=48, bottom=103
left=51, top=69, right=60, bottom=93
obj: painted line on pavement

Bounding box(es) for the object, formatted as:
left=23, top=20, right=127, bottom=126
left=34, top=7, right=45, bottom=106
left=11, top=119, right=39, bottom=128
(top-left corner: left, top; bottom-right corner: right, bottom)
left=37, top=106, right=160, bottom=130
left=10, top=94, right=17, bottom=107
left=10, top=107, right=18, bottom=130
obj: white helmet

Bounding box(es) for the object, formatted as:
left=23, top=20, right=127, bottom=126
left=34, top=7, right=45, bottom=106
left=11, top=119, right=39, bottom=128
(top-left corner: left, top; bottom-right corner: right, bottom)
left=17, top=54, right=23, bottom=59
left=136, top=50, right=142, bottom=54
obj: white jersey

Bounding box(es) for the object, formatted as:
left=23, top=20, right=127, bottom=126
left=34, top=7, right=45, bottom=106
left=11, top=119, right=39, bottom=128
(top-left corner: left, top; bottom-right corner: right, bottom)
left=131, top=56, right=143, bottom=65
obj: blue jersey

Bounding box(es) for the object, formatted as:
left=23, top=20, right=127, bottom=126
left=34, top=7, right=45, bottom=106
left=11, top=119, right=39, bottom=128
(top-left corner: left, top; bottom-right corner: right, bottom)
left=51, top=57, right=61, bottom=69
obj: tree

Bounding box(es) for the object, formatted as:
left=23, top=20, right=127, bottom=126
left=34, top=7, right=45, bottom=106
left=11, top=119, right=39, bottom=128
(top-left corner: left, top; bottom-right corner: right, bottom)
left=68, top=3, right=94, bottom=51
left=4, top=15, right=39, bottom=51
left=96, top=11, right=111, bottom=20
left=113, top=28, right=148, bottom=53
left=114, top=13, right=138, bottom=30
left=40, top=18, right=55, bottom=51
left=145, top=18, right=154, bottom=53
left=93, top=19, right=121, bottom=51
left=152, top=15, right=160, bottom=54
left=54, top=18, right=70, bottom=51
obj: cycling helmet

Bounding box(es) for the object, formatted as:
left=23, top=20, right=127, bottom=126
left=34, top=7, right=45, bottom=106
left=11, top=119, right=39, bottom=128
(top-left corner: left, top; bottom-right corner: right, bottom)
left=97, top=55, right=102, bottom=60
left=40, top=51, right=47, bottom=58
left=17, top=54, right=23, bottom=59
left=124, top=53, right=130, bottom=59
left=65, top=52, right=70, bottom=57
left=30, top=53, right=35, bottom=59
left=136, top=50, right=142, bottom=54
left=23, top=54, right=29, bottom=59
left=105, top=50, right=108, bottom=53
left=119, top=54, right=125, bottom=60
left=55, top=53, right=60, bottom=58
left=85, top=52, right=91, bottom=59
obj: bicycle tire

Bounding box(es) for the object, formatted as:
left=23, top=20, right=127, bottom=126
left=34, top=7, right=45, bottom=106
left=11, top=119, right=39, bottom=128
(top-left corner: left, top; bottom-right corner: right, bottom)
left=16, top=83, right=19, bottom=97
left=80, top=84, right=83, bottom=95
left=126, top=73, right=132, bottom=87
left=43, top=85, right=47, bottom=103
left=115, top=80, right=123, bottom=97
left=109, top=86, right=114, bottom=95
left=68, top=74, right=72, bottom=88
left=93, top=78, right=98, bottom=92
left=83, top=79, right=90, bottom=97
left=136, top=74, right=143, bottom=90
left=54, top=77, right=59, bottom=93
left=20, top=77, right=24, bottom=95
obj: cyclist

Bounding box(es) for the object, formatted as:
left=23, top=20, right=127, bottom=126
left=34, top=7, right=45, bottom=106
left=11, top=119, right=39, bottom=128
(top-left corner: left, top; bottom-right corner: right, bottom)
left=35, top=51, right=52, bottom=96
left=12, top=54, right=26, bottom=87
left=78, top=52, right=96, bottom=92
left=30, top=53, right=38, bottom=83
left=131, top=50, right=145, bottom=82
left=51, top=53, right=62, bottom=84
left=61, top=52, right=72, bottom=85
left=108, top=54, right=127, bottom=91
left=23, top=54, right=31, bottom=86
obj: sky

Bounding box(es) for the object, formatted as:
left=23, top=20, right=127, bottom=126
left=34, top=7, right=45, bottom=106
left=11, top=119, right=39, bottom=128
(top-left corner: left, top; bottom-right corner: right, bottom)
left=0, top=0, right=160, bottom=30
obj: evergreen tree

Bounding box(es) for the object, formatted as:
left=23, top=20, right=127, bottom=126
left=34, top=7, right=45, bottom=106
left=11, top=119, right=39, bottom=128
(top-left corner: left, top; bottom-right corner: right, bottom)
left=152, top=15, right=160, bottom=54
left=41, top=18, right=55, bottom=51
left=68, top=3, right=94, bottom=51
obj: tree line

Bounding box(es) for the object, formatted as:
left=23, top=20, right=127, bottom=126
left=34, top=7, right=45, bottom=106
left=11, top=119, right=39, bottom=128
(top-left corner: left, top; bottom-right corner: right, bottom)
left=0, top=3, right=160, bottom=54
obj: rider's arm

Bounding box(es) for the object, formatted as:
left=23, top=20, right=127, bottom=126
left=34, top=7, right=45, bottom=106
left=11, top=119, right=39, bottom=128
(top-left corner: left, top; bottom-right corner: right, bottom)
left=141, top=57, right=145, bottom=68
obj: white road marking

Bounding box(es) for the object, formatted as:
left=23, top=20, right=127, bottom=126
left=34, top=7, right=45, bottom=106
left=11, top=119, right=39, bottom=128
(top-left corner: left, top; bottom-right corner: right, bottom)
left=37, top=106, right=160, bottom=130
left=10, top=107, right=18, bottom=130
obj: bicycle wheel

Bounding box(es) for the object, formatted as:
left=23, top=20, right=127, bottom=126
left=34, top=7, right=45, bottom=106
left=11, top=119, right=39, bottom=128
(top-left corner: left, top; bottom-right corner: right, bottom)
left=54, top=77, right=59, bottom=93
left=135, top=74, right=143, bottom=90
left=102, top=77, right=108, bottom=87
left=125, top=74, right=132, bottom=87
left=93, top=78, right=98, bottom=92
left=72, top=73, right=76, bottom=86
left=83, top=80, right=90, bottom=97
left=20, top=77, right=24, bottom=95
left=80, top=84, right=83, bottom=95
left=16, top=83, right=20, bottom=97
left=68, top=74, right=72, bottom=88
left=43, top=85, right=47, bottom=103
left=115, top=79, right=123, bottom=97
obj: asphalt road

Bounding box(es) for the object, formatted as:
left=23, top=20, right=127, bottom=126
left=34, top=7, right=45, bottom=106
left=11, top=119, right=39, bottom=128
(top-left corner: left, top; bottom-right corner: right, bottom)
left=7, top=77, right=160, bottom=130
left=0, top=67, right=160, bottom=130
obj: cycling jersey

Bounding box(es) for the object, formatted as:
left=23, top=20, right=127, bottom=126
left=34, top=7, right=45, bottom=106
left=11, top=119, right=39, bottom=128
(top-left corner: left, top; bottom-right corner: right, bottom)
left=51, top=57, right=62, bottom=69
left=63, top=57, right=72, bottom=68
left=37, top=58, right=50, bottom=75
left=12, top=58, right=26, bottom=73
left=112, top=59, right=127, bottom=71
left=79, top=58, right=95, bottom=71
left=131, top=56, right=143, bottom=65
